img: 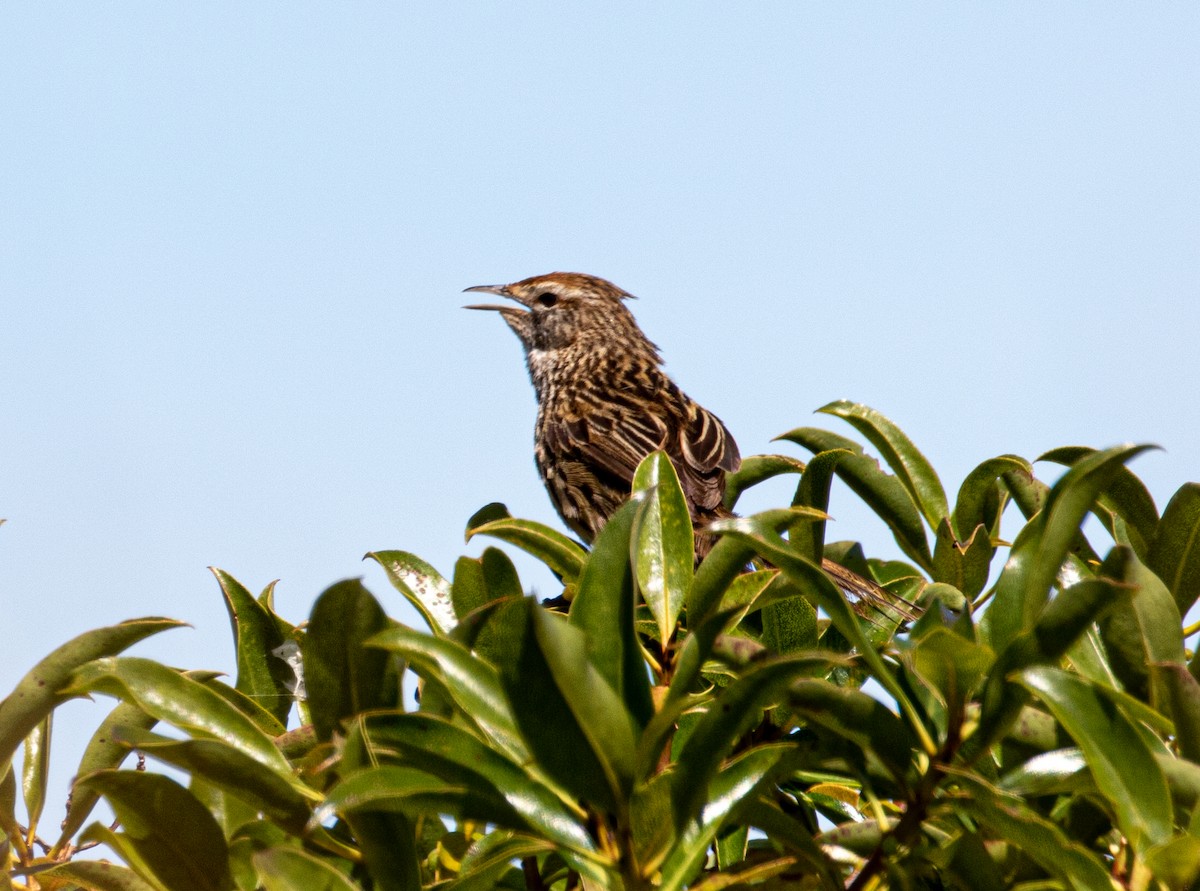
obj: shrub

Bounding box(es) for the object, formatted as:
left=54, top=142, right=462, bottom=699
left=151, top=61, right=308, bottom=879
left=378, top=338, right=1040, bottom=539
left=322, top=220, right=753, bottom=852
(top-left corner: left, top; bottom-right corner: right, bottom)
left=3, top=402, right=1199, bottom=889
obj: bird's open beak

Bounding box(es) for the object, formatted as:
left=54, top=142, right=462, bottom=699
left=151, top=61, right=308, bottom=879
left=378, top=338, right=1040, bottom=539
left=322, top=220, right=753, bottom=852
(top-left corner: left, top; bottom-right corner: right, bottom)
left=463, top=284, right=529, bottom=313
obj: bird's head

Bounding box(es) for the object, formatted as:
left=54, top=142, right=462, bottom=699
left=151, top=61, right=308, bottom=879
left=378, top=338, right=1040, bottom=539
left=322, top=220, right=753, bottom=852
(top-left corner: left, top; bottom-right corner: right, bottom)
left=464, top=272, right=659, bottom=360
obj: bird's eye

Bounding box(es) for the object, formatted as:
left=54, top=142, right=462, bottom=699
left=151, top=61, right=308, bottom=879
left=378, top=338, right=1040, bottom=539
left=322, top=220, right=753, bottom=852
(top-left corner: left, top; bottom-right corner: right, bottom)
left=536, top=292, right=558, bottom=308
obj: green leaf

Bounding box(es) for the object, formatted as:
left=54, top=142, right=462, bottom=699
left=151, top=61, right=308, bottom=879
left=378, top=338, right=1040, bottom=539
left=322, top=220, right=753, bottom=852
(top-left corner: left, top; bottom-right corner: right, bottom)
left=78, top=769, right=234, bottom=891
left=1145, top=836, right=1200, bottom=890
left=817, top=400, right=949, bottom=528
left=1017, top=666, right=1173, bottom=849
left=987, top=444, right=1154, bottom=653
left=776, top=426, right=932, bottom=570
left=493, top=600, right=630, bottom=813
left=952, top=454, right=1029, bottom=541
left=1096, top=546, right=1186, bottom=706
left=351, top=713, right=593, bottom=855
left=366, top=549, right=455, bottom=635
left=344, top=810, right=420, bottom=891
left=452, top=831, right=559, bottom=891
left=252, top=846, right=359, bottom=891
left=931, top=519, right=993, bottom=601
left=710, top=525, right=932, bottom=754
left=789, top=448, right=853, bottom=563
left=114, top=728, right=316, bottom=831
left=53, top=700, right=159, bottom=854
left=569, top=498, right=654, bottom=726
left=971, top=575, right=1129, bottom=759
left=37, top=860, right=161, bottom=891
left=907, top=627, right=993, bottom=713
left=722, top=453, right=807, bottom=510
left=658, top=744, right=804, bottom=891
left=788, top=679, right=919, bottom=784
left=1041, top=445, right=1159, bottom=558
left=65, top=657, right=295, bottom=779
left=302, top=579, right=400, bottom=742
left=367, top=626, right=528, bottom=764
left=465, top=502, right=587, bottom=585
left=21, top=715, right=50, bottom=833
left=0, top=617, right=183, bottom=769
left=951, top=774, right=1115, bottom=891
left=1150, top=482, right=1200, bottom=617
left=631, top=451, right=695, bottom=646
left=1155, top=663, right=1200, bottom=764
left=212, top=568, right=295, bottom=726
left=673, top=655, right=835, bottom=824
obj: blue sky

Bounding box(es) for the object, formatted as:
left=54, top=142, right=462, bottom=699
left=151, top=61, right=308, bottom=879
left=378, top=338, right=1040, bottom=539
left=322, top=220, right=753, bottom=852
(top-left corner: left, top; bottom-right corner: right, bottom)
left=3, top=4, right=1198, bottom=827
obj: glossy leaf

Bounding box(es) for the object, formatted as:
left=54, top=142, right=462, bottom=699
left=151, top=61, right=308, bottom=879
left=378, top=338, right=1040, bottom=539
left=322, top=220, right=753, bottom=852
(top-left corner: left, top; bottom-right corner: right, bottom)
left=253, top=846, right=358, bottom=891
left=465, top=501, right=587, bottom=585
left=818, top=400, right=949, bottom=528
left=789, top=448, right=853, bottom=563
left=303, top=579, right=400, bottom=742
left=0, top=617, right=182, bottom=769
left=351, top=712, right=593, bottom=855
left=1150, top=482, right=1200, bottom=616
left=1096, top=546, right=1186, bottom=705
left=65, top=656, right=295, bottom=780
left=570, top=498, right=654, bottom=725
left=673, top=655, right=836, bottom=824
left=78, top=769, right=234, bottom=891
left=776, top=426, right=932, bottom=570
left=907, top=627, right=993, bottom=713
left=931, top=519, right=993, bottom=601
left=493, top=600, right=630, bottom=813
left=722, top=453, right=807, bottom=510
left=1018, top=666, right=1172, bottom=849
left=710, top=525, right=932, bottom=752
left=367, top=625, right=528, bottom=764
left=788, top=679, right=919, bottom=784
left=366, top=549, right=456, bottom=635
left=21, top=715, right=50, bottom=833
left=987, top=444, right=1153, bottom=653
left=659, top=744, right=801, bottom=891
left=972, top=575, right=1129, bottom=760
left=952, top=454, right=1029, bottom=540
left=1041, top=445, right=1159, bottom=558
left=1156, top=663, right=1200, bottom=763
left=116, top=727, right=316, bottom=830
left=631, top=451, right=694, bottom=646
left=212, top=568, right=294, bottom=726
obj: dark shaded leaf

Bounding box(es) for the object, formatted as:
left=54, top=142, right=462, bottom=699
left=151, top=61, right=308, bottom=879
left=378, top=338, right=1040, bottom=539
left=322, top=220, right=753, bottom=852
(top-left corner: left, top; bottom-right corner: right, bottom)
left=570, top=498, right=654, bottom=725
left=1150, top=482, right=1200, bottom=617
left=78, top=769, right=234, bottom=891
left=1018, top=666, right=1172, bottom=849
left=302, top=579, right=400, bottom=741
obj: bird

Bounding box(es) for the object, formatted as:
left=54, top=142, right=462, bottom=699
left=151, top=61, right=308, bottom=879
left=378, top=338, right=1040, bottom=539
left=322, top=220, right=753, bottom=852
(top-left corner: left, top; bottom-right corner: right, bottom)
left=465, top=272, right=914, bottom=620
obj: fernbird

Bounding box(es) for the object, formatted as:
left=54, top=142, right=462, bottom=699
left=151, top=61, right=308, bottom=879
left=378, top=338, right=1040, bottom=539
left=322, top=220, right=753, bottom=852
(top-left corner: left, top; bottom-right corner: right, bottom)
left=466, top=272, right=908, bottom=616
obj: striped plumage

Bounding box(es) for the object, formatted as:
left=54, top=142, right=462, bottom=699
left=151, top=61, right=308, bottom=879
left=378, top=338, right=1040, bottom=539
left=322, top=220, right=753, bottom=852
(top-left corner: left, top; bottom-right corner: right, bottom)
left=467, top=272, right=914, bottom=619
left=465, top=272, right=739, bottom=553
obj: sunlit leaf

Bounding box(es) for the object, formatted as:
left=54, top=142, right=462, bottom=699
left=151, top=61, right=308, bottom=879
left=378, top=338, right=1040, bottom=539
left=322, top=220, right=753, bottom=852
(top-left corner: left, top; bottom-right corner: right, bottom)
left=366, top=549, right=456, bottom=635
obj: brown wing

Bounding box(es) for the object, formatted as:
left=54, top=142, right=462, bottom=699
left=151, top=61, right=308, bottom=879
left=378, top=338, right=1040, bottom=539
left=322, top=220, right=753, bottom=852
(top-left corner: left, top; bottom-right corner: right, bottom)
left=675, top=401, right=741, bottom=513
